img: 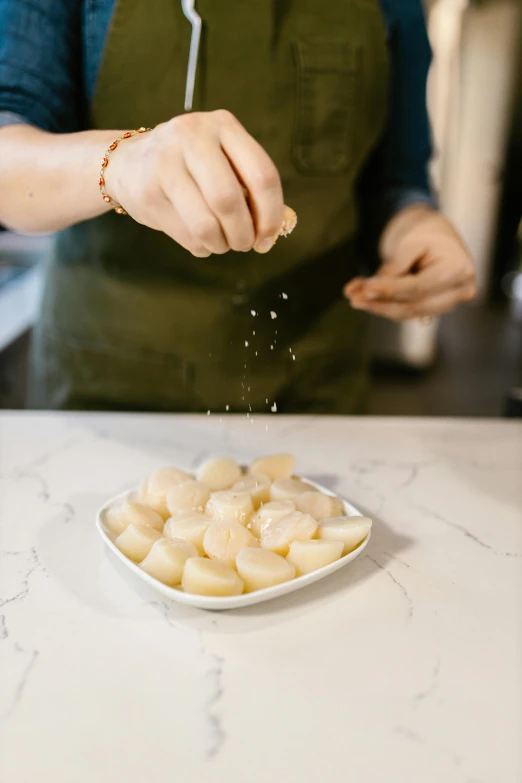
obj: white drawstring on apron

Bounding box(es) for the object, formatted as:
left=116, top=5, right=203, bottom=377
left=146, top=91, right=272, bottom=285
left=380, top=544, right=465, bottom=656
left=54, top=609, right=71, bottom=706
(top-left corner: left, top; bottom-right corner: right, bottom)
left=181, top=0, right=202, bottom=111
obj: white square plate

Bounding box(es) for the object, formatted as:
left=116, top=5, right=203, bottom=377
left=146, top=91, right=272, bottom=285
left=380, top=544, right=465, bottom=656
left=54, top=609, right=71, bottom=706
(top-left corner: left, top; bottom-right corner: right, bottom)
left=96, top=478, right=370, bottom=610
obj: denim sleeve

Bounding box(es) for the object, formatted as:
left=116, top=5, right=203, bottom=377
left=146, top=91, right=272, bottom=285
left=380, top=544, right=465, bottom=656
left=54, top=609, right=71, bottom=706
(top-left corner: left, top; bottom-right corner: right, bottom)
left=0, top=0, right=83, bottom=133
left=359, top=0, right=437, bottom=265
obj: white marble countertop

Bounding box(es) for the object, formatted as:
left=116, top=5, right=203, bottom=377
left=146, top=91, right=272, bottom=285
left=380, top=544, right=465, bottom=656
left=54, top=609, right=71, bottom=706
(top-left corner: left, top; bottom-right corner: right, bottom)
left=1, top=413, right=521, bottom=783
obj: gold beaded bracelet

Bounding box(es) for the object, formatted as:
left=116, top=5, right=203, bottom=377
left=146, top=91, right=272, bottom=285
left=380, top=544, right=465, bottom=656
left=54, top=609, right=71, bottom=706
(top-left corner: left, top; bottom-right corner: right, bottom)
left=98, top=127, right=152, bottom=215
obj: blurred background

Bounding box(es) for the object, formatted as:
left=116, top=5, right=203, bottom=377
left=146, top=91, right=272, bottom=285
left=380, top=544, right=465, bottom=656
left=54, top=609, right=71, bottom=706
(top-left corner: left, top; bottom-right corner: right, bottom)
left=1, top=0, right=521, bottom=416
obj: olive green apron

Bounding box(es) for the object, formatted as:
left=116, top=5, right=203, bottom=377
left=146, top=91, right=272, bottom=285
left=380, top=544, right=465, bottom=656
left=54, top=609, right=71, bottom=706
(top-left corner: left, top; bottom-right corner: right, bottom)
left=30, top=0, right=389, bottom=413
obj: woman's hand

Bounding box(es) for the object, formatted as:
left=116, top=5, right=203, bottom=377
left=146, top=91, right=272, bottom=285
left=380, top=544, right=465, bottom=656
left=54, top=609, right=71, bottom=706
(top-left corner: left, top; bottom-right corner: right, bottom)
left=344, top=206, right=476, bottom=321
left=105, top=110, right=285, bottom=257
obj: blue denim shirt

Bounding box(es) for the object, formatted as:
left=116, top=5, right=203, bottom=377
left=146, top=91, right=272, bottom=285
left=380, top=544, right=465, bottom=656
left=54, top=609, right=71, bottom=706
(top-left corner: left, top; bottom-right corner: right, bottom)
left=0, top=0, right=436, bottom=227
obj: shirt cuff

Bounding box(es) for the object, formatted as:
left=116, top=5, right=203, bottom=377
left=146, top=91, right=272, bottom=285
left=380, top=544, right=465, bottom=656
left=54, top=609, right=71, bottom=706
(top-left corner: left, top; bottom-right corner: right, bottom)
left=0, top=111, right=31, bottom=129
left=380, top=187, right=439, bottom=226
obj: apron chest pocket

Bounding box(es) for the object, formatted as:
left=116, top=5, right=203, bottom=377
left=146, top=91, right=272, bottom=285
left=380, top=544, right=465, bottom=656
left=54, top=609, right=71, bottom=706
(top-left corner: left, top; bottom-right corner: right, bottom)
left=292, top=39, right=361, bottom=176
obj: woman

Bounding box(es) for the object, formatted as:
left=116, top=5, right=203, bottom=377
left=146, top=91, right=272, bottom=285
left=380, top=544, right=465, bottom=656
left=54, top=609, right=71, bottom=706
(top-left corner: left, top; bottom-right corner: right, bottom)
left=0, top=0, right=475, bottom=413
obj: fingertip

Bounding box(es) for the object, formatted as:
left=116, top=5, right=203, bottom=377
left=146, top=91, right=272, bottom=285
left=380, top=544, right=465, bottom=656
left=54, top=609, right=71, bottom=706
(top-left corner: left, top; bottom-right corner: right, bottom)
left=253, top=237, right=275, bottom=254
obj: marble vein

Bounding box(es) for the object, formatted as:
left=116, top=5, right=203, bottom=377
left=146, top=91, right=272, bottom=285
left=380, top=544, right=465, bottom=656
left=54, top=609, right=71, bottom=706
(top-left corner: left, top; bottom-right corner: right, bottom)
left=411, top=502, right=521, bottom=558
left=413, top=656, right=442, bottom=707
left=201, top=644, right=226, bottom=761
left=382, top=551, right=412, bottom=570
left=393, top=726, right=424, bottom=744
left=3, top=468, right=76, bottom=526
left=0, top=548, right=44, bottom=609
left=146, top=600, right=182, bottom=631
left=368, top=556, right=414, bottom=617
left=2, top=643, right=39, bottom=721
left=147, top=601, right=227, bottom=761
left=348, top=458, right=436, bottom=491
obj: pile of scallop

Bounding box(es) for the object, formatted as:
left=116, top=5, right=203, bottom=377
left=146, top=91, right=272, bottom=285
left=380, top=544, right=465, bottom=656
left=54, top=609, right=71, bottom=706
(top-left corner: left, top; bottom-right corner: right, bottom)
left=105, top=454, right=372, bottom=597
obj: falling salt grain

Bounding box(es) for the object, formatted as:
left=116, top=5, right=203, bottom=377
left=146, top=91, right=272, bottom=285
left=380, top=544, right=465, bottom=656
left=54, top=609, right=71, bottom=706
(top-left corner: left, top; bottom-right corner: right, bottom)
left=282, top=293, right=288, bottom=299
left=271, top=403, right=277, bottom=413
left=270, top=311, right=277, bottom=320
left=270, top=345, right=274, bottom=350
left=251, top=310, right=257, bottom=317
left=207, top=410, right=210, bottom=416
left=245, top=341, right=249, bottom=347
left=226, top=405, right=229, bottom=411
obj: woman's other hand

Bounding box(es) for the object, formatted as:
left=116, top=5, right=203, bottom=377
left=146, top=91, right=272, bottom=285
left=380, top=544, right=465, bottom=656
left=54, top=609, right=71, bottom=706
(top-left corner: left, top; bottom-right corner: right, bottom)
left=344, top=206, right=476, bottom=320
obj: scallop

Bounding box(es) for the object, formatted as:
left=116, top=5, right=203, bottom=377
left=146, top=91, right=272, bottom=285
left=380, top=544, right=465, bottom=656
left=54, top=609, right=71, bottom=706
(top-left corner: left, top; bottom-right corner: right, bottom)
left=203, top=521, right=258, bottom=567
left=249, top=453, right=295, bottom=481
left=206, top=490, right=254, bottom=526
left=163, top=512, right=210, bottom=555
left=197, top=456, right=242, bottom=491
left=317, top=516, right=372, bottom=555
left=286, top=540, right=344, bottom=576
left=140, top=538, right=198, bottom=586
left=115, top=522, right=162, bottom=562
left=105, top=501, right=164, bottom=536
left=236, top=547, right=296, bottom=592
left=295, top=491, right=344, bottom=521
left=269, top=477, right=315, bottom=502
left=140, top=467, right=192, bottom=517
left=231, top=473, right=271, bottom=507
left=249, top=500, right=296, bottom=538
left=182, top=557, right=244, bottom=597
left=260, top=511, right=318, bottom=556
left=166, top=480, right=210, bottom=516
